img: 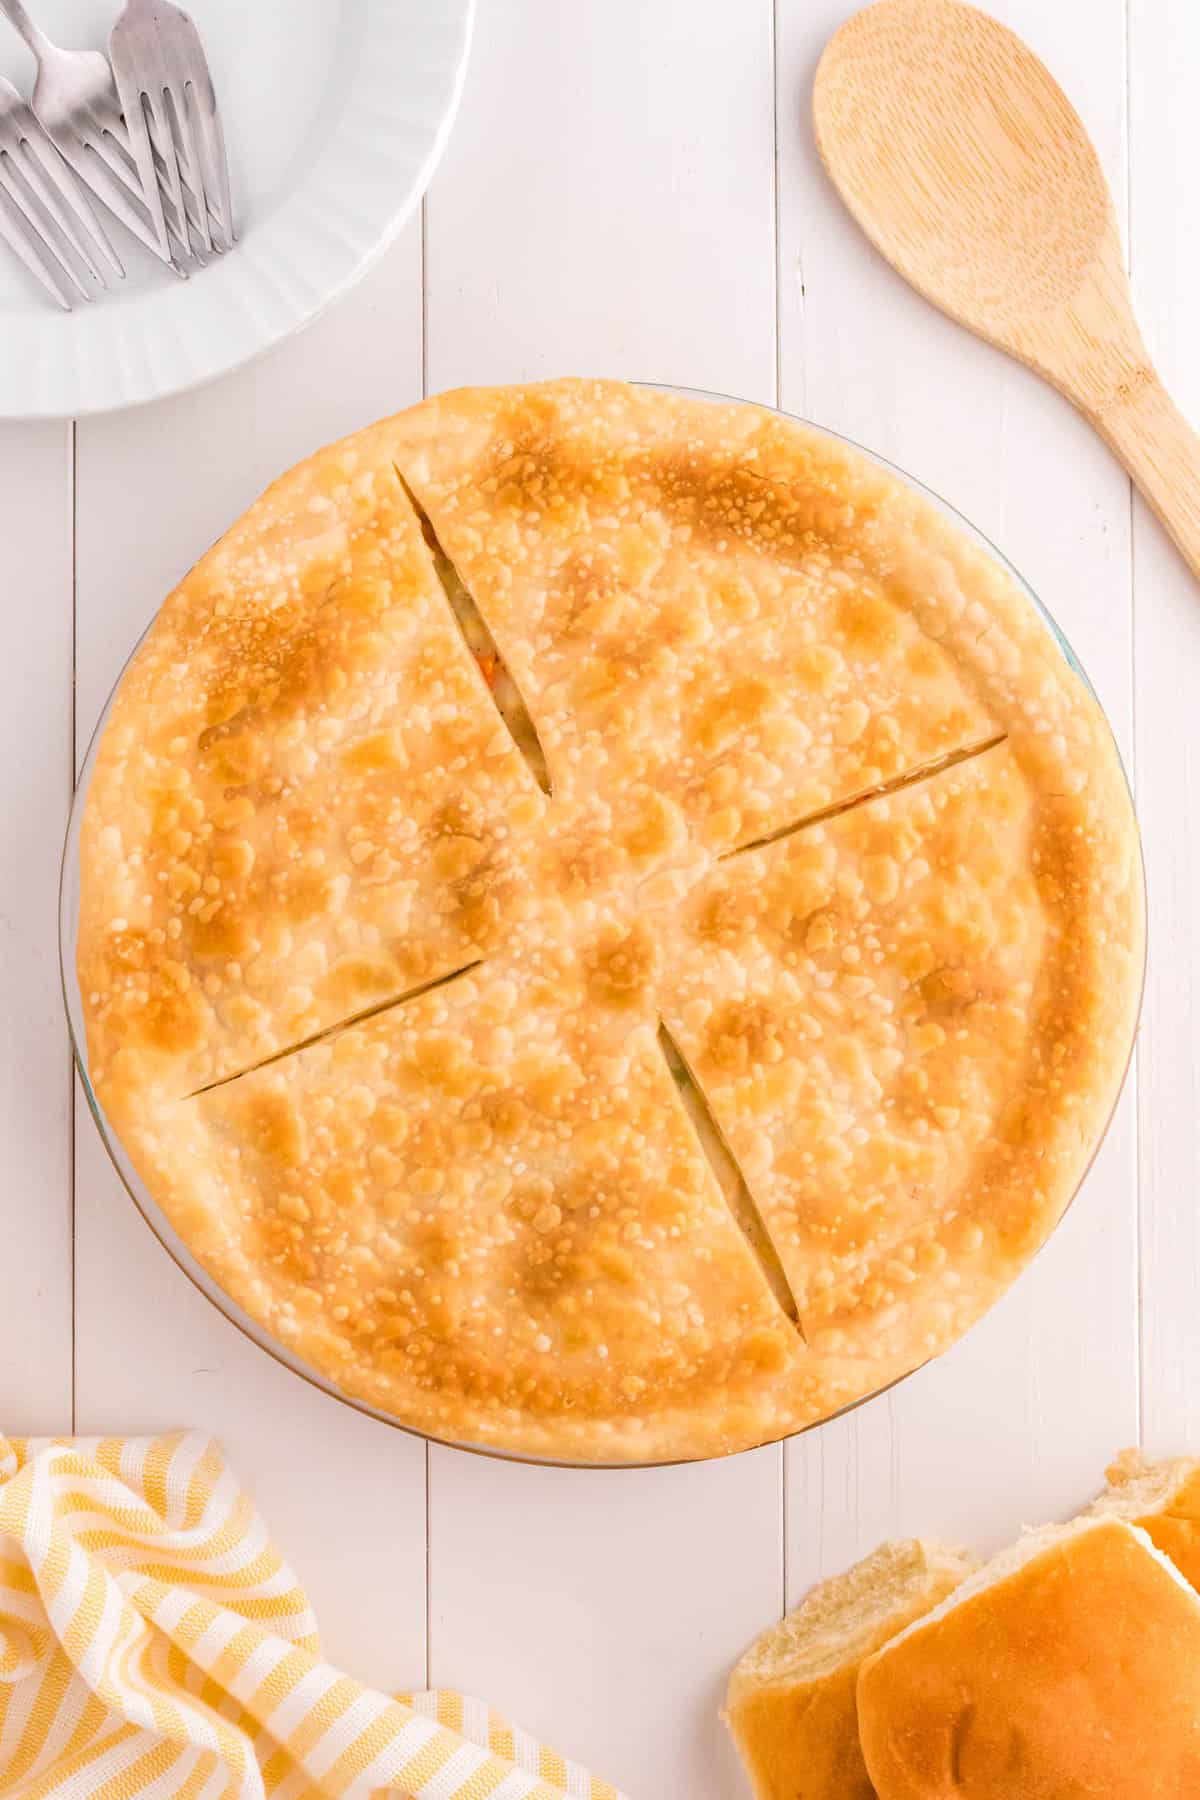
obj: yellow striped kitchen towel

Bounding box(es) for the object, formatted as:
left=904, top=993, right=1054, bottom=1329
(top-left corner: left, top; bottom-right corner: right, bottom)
left=0, top=1432, right=623, bottom=1800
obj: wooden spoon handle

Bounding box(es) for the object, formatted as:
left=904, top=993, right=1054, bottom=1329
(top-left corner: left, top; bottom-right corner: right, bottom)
left=1085, top=367, right=1200, bottom=580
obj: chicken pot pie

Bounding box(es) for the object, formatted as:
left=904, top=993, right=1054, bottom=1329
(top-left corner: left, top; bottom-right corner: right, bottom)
left=77, top=379, right=1143, bottom=1463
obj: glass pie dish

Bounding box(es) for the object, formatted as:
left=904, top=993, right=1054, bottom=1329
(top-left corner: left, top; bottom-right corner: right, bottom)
left=59, top=387, right=1146, bottom=1468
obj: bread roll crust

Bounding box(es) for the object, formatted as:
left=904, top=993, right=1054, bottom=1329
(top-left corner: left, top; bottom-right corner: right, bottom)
left=726, top=1538, right=974, bottom=1800
left=1092, top=1449, right=1200, bottom=1592
left=857, top=1517, right=1200, bottom=1799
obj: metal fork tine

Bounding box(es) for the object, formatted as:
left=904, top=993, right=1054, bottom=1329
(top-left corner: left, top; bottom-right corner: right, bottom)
left=11, top=145, right=104, bottom=286
left=172, top=166, right=226, bottom=254
left=110, top=65, right=171, bottom=262
left=150, top=131, right=203, bottom=266
left=19, top=131, right=122, bottom=282
left=0, top=195, right=71, bottom=307
left=0, top=163, right=85, bottom=305
left=75, top=115, right=191, bottom=269
left=191, top=76, right=233, bottom=250
left=71, top=121, right=174, bottom=262
left=169, top=82, right=210, bottom=253
left=86, top=107, right=138, bottom=186
left=84, top=96, right=194, bottom=267
left=145, top=135, right=207, bottom=260
left=142, top=87, right=188, bottom=257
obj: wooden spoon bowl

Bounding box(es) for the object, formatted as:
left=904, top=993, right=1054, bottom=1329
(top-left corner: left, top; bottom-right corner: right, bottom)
left=814, top=0, right=1200, bottom=580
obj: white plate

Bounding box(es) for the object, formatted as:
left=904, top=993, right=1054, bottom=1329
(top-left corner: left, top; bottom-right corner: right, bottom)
left=0, top=0, right=473, bottom=418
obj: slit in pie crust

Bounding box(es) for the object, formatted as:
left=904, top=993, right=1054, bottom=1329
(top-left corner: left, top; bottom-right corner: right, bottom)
left=77, top=380, right=1143, bottom=1462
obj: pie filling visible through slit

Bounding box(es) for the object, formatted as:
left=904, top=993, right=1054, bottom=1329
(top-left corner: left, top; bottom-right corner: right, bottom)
left=78, top=379, right=1144, bottom=1463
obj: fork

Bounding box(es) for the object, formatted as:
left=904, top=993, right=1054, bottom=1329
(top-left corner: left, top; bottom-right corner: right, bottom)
left=110, top=0, right=234, bottom=265
left=0, top=0, right=184, bottom=269
left=0, top=73, right=122, bottom=308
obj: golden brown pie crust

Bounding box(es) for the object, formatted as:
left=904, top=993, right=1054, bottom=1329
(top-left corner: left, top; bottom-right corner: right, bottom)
left=78, top=380, right=1143, bottom=1462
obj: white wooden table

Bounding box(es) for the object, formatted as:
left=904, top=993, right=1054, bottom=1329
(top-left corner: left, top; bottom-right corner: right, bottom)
left=1, top=3, right=1196, bottom=1793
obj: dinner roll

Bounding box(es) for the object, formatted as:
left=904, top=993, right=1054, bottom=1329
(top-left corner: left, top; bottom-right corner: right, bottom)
left=857, top=1516, right=1200, bottom=1798
left=1089, top=1448, right=1200, bottom=1590
left=725, top=1538, right=975, bottom=1799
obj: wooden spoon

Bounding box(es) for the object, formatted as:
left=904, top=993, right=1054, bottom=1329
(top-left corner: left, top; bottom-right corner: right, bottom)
left=814, top=0, right=1200, bottom=579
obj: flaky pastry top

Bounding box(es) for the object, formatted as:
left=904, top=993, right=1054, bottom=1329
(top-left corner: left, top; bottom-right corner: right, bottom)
left=79, top=380, right=1143, bottom=1461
